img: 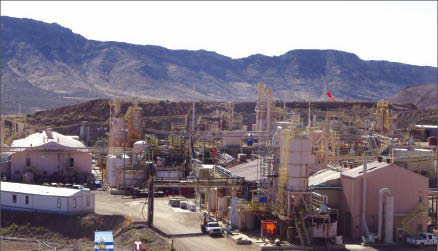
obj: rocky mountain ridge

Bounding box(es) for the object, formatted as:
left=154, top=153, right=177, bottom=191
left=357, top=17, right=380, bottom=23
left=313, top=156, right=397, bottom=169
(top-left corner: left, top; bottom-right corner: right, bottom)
left=1, top=16, right=437, bottom=114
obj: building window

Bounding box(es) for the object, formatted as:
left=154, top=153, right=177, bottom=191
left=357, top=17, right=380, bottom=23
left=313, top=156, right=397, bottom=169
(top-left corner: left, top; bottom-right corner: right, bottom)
left=57, top=198, right=61, bottom=208
left=86, top=196, right=90, bottom=207
left=12, top=194, right=17, bottom=203
left=26, top=158, right=31, bottom=167
left=73, top=198, right=77, bottom=208
left=25, top=196, right=29, bottom=205
left=69, top=158, right=74, bottom=167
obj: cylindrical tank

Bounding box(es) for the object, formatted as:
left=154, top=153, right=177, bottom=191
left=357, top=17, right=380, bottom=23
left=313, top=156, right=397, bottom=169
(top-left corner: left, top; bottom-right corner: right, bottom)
left=80, top=121, right=88, bottom=142
left=218, top=196, right=228, bottom=211
left=384, top=196, right=394, bottom=243
left=208, top=188, right=218, bottom=212
left=111, top=119, right=128, bottom=147
left=106, top=155, right=117, bottom=187
left=231, top=198, right=243, bottom=228
left=285, top=137, right=314, bottom=192
left=107, top=155, right=131, bottom=187
left=133, top=141, right=146, bottom=152
left=128, top=107, right=143, bottom=140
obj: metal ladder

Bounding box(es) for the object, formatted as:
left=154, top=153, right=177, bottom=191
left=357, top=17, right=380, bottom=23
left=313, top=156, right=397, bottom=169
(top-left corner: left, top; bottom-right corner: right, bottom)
left=295, top=212, right=311, bottom=247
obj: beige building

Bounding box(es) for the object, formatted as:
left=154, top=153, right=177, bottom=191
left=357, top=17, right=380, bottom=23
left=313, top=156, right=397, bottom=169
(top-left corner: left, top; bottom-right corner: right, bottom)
left=10, top=130, right=92, bottom=183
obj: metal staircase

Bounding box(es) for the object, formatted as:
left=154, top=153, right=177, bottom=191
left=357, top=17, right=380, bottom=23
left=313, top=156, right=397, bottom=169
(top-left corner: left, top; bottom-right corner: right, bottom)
left=396, top=202, right=425, bottom=235
left=295, top=212, right=311, bottom=247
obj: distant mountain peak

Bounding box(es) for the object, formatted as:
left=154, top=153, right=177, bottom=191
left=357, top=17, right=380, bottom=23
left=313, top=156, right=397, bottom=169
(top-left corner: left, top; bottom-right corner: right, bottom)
left=1, top=15, right=437, bottom=114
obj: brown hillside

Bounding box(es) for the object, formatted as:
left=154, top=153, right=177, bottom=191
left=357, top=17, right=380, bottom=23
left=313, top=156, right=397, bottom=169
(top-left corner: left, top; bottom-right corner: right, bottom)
left=389, top=84, right=438, bottom=109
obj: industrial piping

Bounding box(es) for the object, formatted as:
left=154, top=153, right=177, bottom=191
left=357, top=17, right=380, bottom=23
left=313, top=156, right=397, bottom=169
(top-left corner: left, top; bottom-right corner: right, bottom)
left=376, top=187, right=394, bottom=242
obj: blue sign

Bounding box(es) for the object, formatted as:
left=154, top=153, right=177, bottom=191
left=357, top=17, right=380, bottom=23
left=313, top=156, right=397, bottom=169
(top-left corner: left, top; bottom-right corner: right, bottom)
left=258, top=197, right=267, bottom=203
left=94, top=231, right=114, bottom=251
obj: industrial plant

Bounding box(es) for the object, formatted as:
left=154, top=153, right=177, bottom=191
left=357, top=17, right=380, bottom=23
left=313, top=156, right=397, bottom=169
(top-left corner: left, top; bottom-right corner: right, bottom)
left=1, top=83, right=437, bottom=250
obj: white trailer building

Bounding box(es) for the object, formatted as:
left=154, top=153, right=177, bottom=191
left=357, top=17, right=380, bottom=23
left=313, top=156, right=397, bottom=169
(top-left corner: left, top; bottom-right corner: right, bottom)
left=0, top=182, right=95, bottom=215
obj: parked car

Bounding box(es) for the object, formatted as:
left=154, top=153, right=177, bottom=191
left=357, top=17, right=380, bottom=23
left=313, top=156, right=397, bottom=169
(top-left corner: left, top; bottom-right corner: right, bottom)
left=180, top=201, right=188, bottom=209
left=95, top=180, right=102, bottom=189
left=168, top=198, right=185, bottom=207
left=200, top=212, right=222, bottom=237
left=72, top=184, right=90, bottom=191
left=407, top=232, right=438, bottom=248
left=188, top=202, right=196, bottom=212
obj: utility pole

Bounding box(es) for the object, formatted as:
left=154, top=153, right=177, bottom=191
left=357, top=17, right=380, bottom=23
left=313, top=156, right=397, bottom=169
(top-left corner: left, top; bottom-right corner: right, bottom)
left=192, top=84, right=195, bottom=134
left=308, top=95, right=311, bottom=128
left=122, top=128, right=128, bottom=187
left=283, top=100, right=286, bottom=121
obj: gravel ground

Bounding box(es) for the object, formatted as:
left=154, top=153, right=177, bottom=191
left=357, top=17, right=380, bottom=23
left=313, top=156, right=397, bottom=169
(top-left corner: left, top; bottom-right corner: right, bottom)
left=93, top=190, right=258, bottom=251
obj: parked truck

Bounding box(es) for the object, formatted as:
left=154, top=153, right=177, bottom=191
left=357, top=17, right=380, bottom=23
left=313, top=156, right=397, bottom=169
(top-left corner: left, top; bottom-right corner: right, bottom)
left=200, top=212, right=222, bottom=236
left=407, top=232, right=438, bottom=248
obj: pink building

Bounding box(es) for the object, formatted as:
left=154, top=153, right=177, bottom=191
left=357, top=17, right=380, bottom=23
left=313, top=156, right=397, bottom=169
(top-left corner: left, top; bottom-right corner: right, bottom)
left=10, top=130, right=92, bottom=183
left=340, top=161, right=428, bottom=240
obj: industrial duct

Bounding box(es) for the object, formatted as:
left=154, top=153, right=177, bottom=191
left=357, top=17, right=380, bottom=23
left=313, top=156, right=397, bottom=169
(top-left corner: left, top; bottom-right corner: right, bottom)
left=376, top=188, right=394, bottom=243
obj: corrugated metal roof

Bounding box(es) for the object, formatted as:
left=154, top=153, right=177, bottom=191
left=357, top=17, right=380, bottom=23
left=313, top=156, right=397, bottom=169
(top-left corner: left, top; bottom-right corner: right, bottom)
left=1, top=182, right=82, bottom=197
left=341, top=161, right=390, bottom=179
left=308, top=169, right=342, bottom=186
left=416, top=125, right=438, bottom=129
left=11, top=131, right=86, bottom=148
left=228, top=160, right=258, bottom=181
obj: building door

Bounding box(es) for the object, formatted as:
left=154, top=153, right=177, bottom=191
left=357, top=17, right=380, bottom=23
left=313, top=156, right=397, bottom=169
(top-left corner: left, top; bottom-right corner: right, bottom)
left=345, top=212, right=352, bottom=239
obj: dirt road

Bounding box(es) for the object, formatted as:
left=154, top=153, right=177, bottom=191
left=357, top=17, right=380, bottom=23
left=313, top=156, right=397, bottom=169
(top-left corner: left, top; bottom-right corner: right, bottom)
left=94, top=191, right=258, bottom=251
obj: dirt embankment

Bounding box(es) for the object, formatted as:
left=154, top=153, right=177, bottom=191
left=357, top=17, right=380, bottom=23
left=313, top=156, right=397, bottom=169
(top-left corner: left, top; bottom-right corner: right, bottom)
left=0, top=211, right=125, bottom=249
left=0, top=210, right=170, bottom=250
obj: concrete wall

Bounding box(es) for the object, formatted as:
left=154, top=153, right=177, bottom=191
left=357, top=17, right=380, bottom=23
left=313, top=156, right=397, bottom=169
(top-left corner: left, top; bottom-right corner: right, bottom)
left=340, top=164, right=428, bottom=240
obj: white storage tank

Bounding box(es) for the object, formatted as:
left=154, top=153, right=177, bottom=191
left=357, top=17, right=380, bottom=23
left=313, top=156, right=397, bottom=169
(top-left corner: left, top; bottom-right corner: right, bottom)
left=106, top=154, right=131, bottom=188
left=231, top=198, right=243, bottom=228
left=283, top=137, right=316, bottom=192
left=208, top=188, right=218, bottom=212
left=106, top=155, right=117, bottom=187
left=133, top=140, right=146, bottom=152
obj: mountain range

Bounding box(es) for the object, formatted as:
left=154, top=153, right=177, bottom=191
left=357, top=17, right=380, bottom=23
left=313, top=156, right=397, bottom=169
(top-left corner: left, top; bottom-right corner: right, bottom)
left=389, top=84, right=437, bottom=109
left=1, top=16, right=437, bottom=114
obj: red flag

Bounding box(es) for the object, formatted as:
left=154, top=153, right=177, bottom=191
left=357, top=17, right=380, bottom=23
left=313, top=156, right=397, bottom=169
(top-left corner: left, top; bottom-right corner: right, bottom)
left=213, top=148, right=217, bottom=165
left=326, top=92, right=335, bottom=102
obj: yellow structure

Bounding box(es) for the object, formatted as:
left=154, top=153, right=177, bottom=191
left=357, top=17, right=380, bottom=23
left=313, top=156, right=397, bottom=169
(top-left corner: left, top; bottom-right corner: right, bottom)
left=126, top=98, right=143, bottom=144
left=374, top=101, right=396, bottom=133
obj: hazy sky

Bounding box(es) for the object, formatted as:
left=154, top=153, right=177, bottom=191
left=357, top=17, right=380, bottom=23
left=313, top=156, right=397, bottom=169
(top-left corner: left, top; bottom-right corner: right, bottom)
left=1, top=1, right=437, bottom=67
